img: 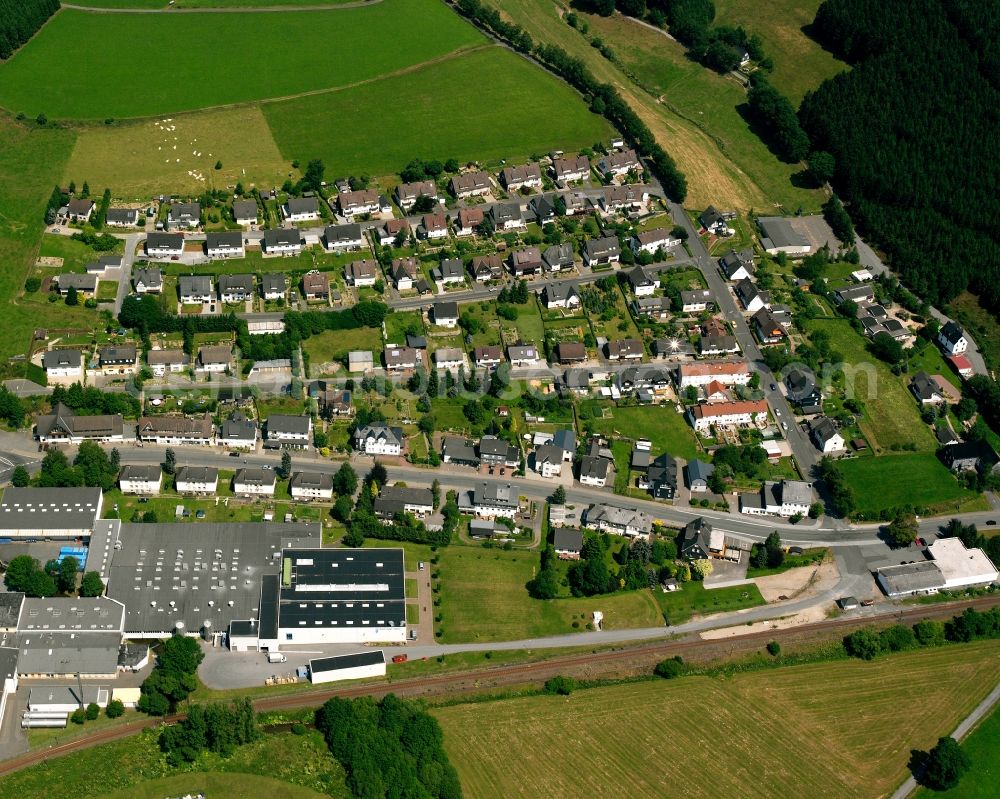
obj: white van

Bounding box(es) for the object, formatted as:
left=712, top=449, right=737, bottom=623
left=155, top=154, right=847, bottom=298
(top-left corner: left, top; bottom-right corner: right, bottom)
left=266, top=652, right=287, bottom=664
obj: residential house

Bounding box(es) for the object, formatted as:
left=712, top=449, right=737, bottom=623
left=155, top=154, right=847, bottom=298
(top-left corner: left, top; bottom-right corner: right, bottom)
left=529, top=195, right=556, bottom=223
left=449, top=171, right=491, bottom=199
left=741, top=480, right=814, bottom=517
left=290, top=471, right=334, bottom=501
left=35, top=404, right=124, bottom=445
left=104, top=207, right=138, bottom=227
left=433, top=347, right=465, bottom=371
left=941, top=440, right=1000, bottom=474
left=470, top=254, right=504, bottom=282
left=442, top=436, right=479, bottom=467
left=432, top=258, right=465, bottom=285
left=337, top=188, right=381, bottom=218
left=432, top=301, right=459, bottom=328
left=646, top=453, right=678, bottom=499
left=468, top=481, right=519, bottom=518
left=85, top=254, right=122, bottom=276
left=699, top=334, right=740, bottom=357
left=625, top=266, right=656, bottom=298
left=718, top=248, right=754, bottom=281
left=757, top=217, right=812, bottom=256
left=395, top=180, right=438, bottom=211
left=138, top=415, right=214, bottom=446
left=283, top=196, right=319, bottom=222
left=552, top=155, right=590, bottom=183
left=118, top=465, right=162, bottom=495
left=262, top=228, right=303, bottom=256
left=553, top=529, right=584, bottom=560
left=473, top=346, right=503, bottom=370
left=205, top=231, right=244, bottom=260
left=534, top=445, right=565, bottom=478
left=785, top=369, right=823, bottom=414
left=218, top=274, right=255, bottom=303
left=419, top=213, right=449, bottom=240
left=266, top=415, right=312, bottom=448
left=345, top=259, right=379, bottom=287
left=499, top=163, right=542, bottom=192
left=479, top=436, right=519, bottom=470
left=734, top=278, right=769, bottom=314
left=679, top=517, right=715, bottom=560
left=179, top=275, right=213, bottom=304
left=313, top=383, right=353, bottom=417
left=174, top=466, right=218, bottom=494
left=753, top=308, right=787, bottom=345
left=833, top=284, right=875, bottom=306
left=510, top=246, right=543, bottom=277
left=543, top=243, right=575, bottom=273
left=582, top=236, right=620, bottom=267
left=354, top=424, right=404, bottom=455
left=261, top=273, right=286, bottom=301
left=322, top=224, right=363, bottom=253
left=390, top=257, right=419, bottom=290
left=911, top=371, right=945, bottom=405
left=698, top=206, right=734, bottom=236
left=632, top=228, right=679, bottom=256
left=606, top=339, right=644, bottom=361
left=633, top=297, right=672, bottom=322
left=680, top=289, right=714, bottom=313
left=938, top=322, right=968, bottom=355
left=42, top=349, right=83, bottom=381
left=685, top=459, right=715, bottom=492
left=561, top=191, right=592, bottom=216
left=376, top=218, right=410, bottom=246
left=559, top=369, right=592, bottom=395
left=133, top=267, right=163, bottom=294
left=348, top=350, right=374, bottom=373
left=677, top=361, right=751, bottom=388
left=491, top=202, right=524, bottom=231
left=616, top=366, right=671, bottom=399
left=97, top=344, right=138, bottom=375
left=508, top=343, right=542, bottom=368
left=193, top=345, right=230, bottom=374
left=808, top=416, right=845, bottom=454
left=406, top=333, right=427, bottom=350
left=302, top=270, right=330, bottom=301
left=167, top=202, right=200, bottom=229
left=583, top=504, right=653, bottom=539
left=145, top=232, right=185, bottom=258
left=217, top=413, right=258, bottom=450
left=146, top=348, right=186, bottom=376
left=56, top=273, right=97, bottom=296
left=542, top=283, right=580, bottom=310
left=455, top=207, right=485, bottom=237
left=653, top=337, right=696, bottom=359
left=383, top=346, right=419, bottom=372
left=375, top=486, right=434, bottom=519
left=601, top=185, right=647, bottom=214
left=557, top=342, right=587, bottom=364
left=233, top=468, right=277, bottom=497
left=688, top=400, right=769, bottom=432
left=595, top=148, right=640, bottom=179
left=232, top=199, right=259, bottom=227
left=579, top=454, right=610, bottom=487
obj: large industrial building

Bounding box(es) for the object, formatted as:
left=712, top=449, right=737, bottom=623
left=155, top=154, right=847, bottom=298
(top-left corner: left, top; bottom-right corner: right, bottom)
left=0, top=487, right=103, bottom=539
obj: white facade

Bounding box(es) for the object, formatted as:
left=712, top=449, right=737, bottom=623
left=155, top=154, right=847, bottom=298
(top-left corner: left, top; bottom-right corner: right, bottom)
left=927, top=538, right=999, bottom=589
left=233, top=479, right=276, bottom=497
left=119, top=473, right=162, bottom=495
left=689, top=401, right=769, bottom=432
left=677, top=363, right=752, bottom=388
left=310, top=656, right=387, bottom=684
left=175, top=476, right=218, bottom=494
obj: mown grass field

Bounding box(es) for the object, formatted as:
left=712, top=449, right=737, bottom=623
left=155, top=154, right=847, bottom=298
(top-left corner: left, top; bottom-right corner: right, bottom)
left=263, top=46, right=612, bottom=178
left=81, top=0, right=356, bottom=7
left=714, top=0, right=848, bottom=104
left=302, top=327, right=383, bottom=368
left=3, top=727, right=350, bottom=799
left=436, top=545, right=664, bottom=643
left=838, top=453, right=983, bottom=516
left=652, top=580, right=765, bottom=624
left=587, top=404, right=700, bottom=461
left=915, top=700, right=1000, bottom=798
left=434, top=640, right=1000, bottom=799
left=0, top=1, right=483, bottom=118
left=66, top=106, right=289, bottom=197
left=804, top=317, right=937, bottom=452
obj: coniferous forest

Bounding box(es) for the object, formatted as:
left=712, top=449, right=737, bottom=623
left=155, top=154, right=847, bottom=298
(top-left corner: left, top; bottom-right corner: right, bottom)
left=800, top=0, right=1000, bottom=311
left=0, top=0, right=60, bottom=60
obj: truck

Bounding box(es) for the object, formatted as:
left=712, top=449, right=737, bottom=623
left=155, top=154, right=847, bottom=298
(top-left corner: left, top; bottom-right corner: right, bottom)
left=266, top=651, right=287, bottom=664
left=391, top=654, right=408, bottom=664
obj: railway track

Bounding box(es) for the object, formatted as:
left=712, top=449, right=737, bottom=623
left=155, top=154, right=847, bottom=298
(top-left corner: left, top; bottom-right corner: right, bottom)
left=2, top=594, right=998, bottom=778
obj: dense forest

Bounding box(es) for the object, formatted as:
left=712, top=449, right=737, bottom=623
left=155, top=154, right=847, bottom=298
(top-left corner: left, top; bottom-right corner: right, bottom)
left=800, top=0, right=1000, bottom=311
left=0, top=0, right=59, bottom=60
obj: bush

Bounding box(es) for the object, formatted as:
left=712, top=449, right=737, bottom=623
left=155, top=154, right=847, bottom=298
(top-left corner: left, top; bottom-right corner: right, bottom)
left=24, top=277, right=41, bottom=293
left=843, top=627, right=881, bottom=660
left=544, top=675, right=577, bottom=695
left=86, top=702, right=100, bottom=720
left=766, top=641, right=781, bottom=657
left=70, top=708, right=86, bottom=725
left=105, top=699, right=125, bottom=718
left=654, top=656, right=685, bottom=679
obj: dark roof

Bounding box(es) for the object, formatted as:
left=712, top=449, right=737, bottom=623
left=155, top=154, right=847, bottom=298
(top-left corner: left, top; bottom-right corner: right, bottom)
left=310, top=650, right=385, bottom=674
left=0, top=487, right=102, bottom=531
left=42, top=349, right=82, bottom=369
left=289, top=471, right=334, bottom=491
left=267, top=414, right=311, bottom=435
left=553, top=529, right=583, bottom=553
left=0, top=593, right=25, bottom=629
left=263, top=229, right=302, bottom=248
left=206, top=231, right=243, bottom=249
left=434, top=301, right=459, bottom=319
left=146, top=231, right=184, bottom=249
left=940, top=321, right=965, bottom=344
left=119, top=464, right=162, bottom=482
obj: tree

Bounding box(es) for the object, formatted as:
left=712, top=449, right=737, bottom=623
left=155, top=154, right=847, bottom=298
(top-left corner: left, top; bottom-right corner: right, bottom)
left=766, top=641, right=781, bottom=656
left=86, top=702, right=100, bottom=720
left=654, top=656, right=685, bottom=679
left=551, top=485, right=567, bottom=504
left=303, top=159, right=325, bottom=192
left=74, top=441, right=117, bottom=490
left=65, top=286, right=79, bottom=306
left=544, top=676, right=576, bottom=695
left=58, top=555, right=79, bottom=594
left=431, top=478, right=441, bottom=510
left=80, top=571, right=104, bottom=597
left=808, top=150, right=836, bottom=184
left=920, top=737, right=970, bottom=791
left=690, top=558, right=714, bottom=580
left=333, top=462, right=358, bottom=496
left=333, top=495, right=353, bottom=523
left=885, top=512, right=918, bottom=548
left=70, top=708, right=86, bottom=725
left=214, top=160, right=222, bottom=170
left=843, top=628, right=882, bottom=660
left=105, top=698, right=125, bottom=718
left=10, top=465, right=29, bottom=487
left=369, top=462, right=388, bottom=487
left=764, top=531, right=784, bottom=568
left=163, top=448, right=176, bottom=475
left=280, top=451, right=292, bottom=479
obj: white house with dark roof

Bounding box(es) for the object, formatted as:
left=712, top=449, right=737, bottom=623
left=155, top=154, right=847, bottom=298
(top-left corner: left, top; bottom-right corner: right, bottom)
left=146, top=348, right=186, bottom=376
left=582, top=236, right=620, bottom=267
left=490, top=202, right=524, bottom=231
left=105, top=207, right=139, bottom=227
left=43, top=349, right=83, bottom=381
left=808, top=417, right=845, bottom=453
left=499, top=163, right=542, bottom=191
left=146, top=232, right=185, bottom=258
left=233, top=199, right=259, bottom=226
left=432, top=301, right=459, bottom=328
left=133, top=267, right=162, bottom=294
left=283, top=196, right=320, bottom=222
left=167, top=202, right=200, bottom=229
left=266, top=415, right=312, bottom=448
left=119, top=464, right=162, bottom=495
left=469, top=481, right=519, bottom=518
left=419, top=213, right=449, bottom=240
left=383, top=346, right=419, bottom=372
left=595, top=149, right=640, bottom=179
left=541, top=283, right=580, bottom=310
left=323, top=224, right=363, bottom=253
left=354, top=424, right=404, bottom=456
left=261, top=273, right=286, bottom=301
left=718, top=248, right=754, bottom=281
left=233, top=468, right=277, bottom=497
left=543, top=243, right=575, bottom=273
left=552, top=155, right=590, bottom=183
left=66, top=198, right=95, bottom=223
left=218, top=273, right=254, bottom=303
left=450, top=171, right=492, bottom=199
left=206, top=231, right=244, bottom=260
left=395, top=180, right=438, bottom=211
left=345, top=259, right=379, bottom=287
left=174, top=466, right=218, bottom=494
left=508, top=343, right=541, bottom=368
left=263, top=228, right=304, bottom=256
left=290, top=471, right=334, bottom=501
left=632, top=228, right=680, bottom=256
left=337, top=188, right=381, bottom=218
left=938, top=322, right=968, bottom=355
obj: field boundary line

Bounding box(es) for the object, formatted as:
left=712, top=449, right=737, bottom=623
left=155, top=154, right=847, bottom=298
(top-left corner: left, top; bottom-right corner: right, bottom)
left=62, top=1, right=385, bottom=14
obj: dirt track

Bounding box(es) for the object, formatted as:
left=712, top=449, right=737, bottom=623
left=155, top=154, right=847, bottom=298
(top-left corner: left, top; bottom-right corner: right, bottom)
left=2, top=594, right=997, bottom=778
